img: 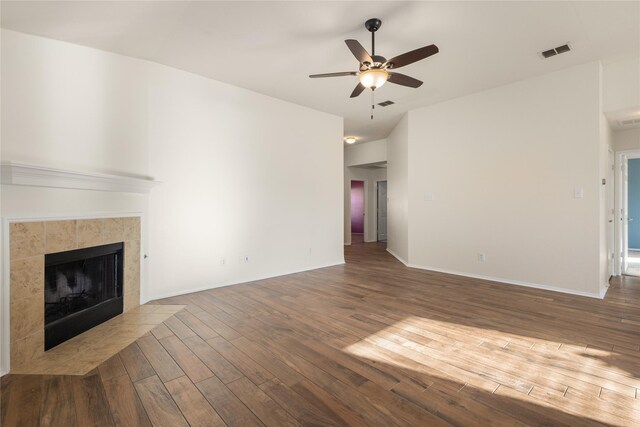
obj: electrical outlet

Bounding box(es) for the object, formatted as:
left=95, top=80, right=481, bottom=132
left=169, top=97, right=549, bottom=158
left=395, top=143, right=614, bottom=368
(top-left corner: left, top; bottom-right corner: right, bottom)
left=220, top=257, right=225, bottom=265
left=242, top=255, right=249, bottom=263
left=478, top=253, right=486, bottom=262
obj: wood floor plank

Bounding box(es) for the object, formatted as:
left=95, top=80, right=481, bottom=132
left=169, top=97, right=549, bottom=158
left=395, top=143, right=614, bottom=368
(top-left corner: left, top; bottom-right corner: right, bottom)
left=150, top=323, right=174, bottom=340
left=182, top=335, right=243, bottom=384
left=136, top=335, right=185, bottom=383
left=1, top=375, right=42, bottom=427
left=97, top=355, right=128, bottom=382
left=163, top=316, right=197, bottom=340
left=118, top=343, right=156, bottom=382
left=196, top=375, right=264, bottom=426
left=206, top=335, right=274, bottom=385
left=175, top=311, right=220, bottom=340
left=40, top=376, right=77, bottom=427
left=71, top=371, right=114, bottom=427
left=258, top=378, right=339, bottom=427
left=291, top=379, right=369, bottom=427
left=164, top=376, right=226, bottom=427
left=134, top=375, right=189, bottom=427
left=227, top=377, right=300, bottom=427
left=101, top=374, right=152, bottom=427
left=158, top=335, right=215, bottom=383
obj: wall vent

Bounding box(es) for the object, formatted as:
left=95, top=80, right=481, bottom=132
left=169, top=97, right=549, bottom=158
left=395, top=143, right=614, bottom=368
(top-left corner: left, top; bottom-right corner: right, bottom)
left=619, top=118, right=640, bottom=126
left=539, top=43, right=571, bottom=59
left=378, top=100, right=395, bottom=107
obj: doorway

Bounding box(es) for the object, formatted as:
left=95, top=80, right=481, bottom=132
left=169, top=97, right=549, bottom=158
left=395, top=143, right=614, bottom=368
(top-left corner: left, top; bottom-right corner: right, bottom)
left=627, top=158, right=640, bottom=276
left=350, top=180, right=365, bottom=244
left=377, top=181, right=387, bottom=242
left=617, top=151, right=640, bottom=277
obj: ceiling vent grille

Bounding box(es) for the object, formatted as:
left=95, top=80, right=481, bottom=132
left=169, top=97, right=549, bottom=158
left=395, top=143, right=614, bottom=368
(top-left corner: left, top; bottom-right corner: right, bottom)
left=539, top=43, right=571, bottom=59
left=378, top=100, right=395, bottom=107
left=619, top=118, right=640, bottom=126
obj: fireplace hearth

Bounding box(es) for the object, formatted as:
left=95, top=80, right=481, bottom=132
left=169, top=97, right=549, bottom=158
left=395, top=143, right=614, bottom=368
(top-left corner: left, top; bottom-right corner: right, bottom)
left=44, top=242, right=124, bottom=350
left=9, top=216, right=141, bottom=373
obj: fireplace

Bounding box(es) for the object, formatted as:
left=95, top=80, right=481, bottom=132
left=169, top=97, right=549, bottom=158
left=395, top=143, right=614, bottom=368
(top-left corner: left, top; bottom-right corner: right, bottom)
left=44, top=242, right=124, bottom=350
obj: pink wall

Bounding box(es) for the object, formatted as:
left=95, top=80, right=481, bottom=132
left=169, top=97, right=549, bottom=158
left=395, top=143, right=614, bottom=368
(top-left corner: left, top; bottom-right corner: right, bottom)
left=351, top=180, right=364, bottom=234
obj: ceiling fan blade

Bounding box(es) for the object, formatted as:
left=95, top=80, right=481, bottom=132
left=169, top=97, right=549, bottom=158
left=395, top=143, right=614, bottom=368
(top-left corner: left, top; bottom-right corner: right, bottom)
left=386, top=44, right=439, bottom=69
left=350, top=83, right=366, bottom=98
left=309, top=71, right=357, bottom=78
left=345, top=39, right=373, bottom=64
left=388, top=72, right=423, bottom=88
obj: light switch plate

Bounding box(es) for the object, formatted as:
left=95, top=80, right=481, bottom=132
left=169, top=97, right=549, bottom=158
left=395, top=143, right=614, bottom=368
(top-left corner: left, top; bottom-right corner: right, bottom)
left=574, top=187, right=584, bottom=199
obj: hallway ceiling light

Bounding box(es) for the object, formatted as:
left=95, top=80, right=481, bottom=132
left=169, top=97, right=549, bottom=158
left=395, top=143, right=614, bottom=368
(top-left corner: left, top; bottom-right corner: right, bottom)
left=345, top=136, right=357, bottom=144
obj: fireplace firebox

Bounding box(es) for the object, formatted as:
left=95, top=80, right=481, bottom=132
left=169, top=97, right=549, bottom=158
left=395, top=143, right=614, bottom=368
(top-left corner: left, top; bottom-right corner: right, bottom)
left=44, top=242, right=124, bottom=350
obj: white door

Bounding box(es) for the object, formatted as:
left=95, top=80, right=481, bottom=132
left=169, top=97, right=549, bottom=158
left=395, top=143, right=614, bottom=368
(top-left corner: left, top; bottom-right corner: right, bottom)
left=622, top=156, right=629, bottom=274
left=377, top=181, right=387, bottom=241
left=607, top=149, right=615, bottom=277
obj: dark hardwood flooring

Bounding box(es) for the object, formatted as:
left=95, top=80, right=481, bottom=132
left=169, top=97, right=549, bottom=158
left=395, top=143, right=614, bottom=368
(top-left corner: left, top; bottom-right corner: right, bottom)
left=2, top=242, right=640, bottom=426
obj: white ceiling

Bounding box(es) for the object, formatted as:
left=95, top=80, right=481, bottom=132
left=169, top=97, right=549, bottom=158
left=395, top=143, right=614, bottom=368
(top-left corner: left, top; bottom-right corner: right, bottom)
left=2, top=1, right=639, bottom=142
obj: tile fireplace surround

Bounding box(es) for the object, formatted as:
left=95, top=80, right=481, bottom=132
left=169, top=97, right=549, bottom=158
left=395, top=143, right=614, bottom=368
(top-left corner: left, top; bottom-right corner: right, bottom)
left=9, top=216, right=143, bottom=373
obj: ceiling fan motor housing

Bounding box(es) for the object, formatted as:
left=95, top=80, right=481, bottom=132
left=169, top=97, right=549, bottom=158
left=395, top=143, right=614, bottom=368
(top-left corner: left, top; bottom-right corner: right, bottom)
left=365, top=18, right=382, bottom=32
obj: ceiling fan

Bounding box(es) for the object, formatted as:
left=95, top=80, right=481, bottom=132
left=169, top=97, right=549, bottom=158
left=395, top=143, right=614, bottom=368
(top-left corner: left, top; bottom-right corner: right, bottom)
left=309, top=18, right=439, bottom=101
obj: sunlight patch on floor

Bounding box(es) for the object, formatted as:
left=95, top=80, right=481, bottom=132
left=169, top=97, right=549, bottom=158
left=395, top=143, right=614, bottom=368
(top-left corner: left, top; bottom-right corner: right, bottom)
left=341, top=315, right=638, bottom=426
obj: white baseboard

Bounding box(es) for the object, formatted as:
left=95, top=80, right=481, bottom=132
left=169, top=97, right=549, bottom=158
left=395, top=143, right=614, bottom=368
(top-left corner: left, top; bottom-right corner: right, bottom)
left=386, top=248, right=409, bottom=266
left=144, top=260, right=345, bottom=303
left=404, top=262, right=604, bottom=300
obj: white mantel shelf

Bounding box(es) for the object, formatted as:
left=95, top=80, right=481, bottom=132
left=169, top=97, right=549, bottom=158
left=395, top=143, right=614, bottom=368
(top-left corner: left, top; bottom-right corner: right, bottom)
left=0, top=161, right=161, bottom=194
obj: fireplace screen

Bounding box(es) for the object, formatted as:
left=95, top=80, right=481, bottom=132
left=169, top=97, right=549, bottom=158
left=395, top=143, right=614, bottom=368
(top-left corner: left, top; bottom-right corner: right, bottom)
left=44, top=242, right=124, bottom=350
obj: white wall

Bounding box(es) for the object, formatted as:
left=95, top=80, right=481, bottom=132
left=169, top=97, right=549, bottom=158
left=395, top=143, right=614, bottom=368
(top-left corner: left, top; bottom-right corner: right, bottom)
left=345, top=139, right=387, bottom=167
left=405, top=62, right=603, bottom=297
left=0, top=30, right=344, bottom=372
left=603, top=56, right=640, bottom=114
left=146, top=63, right=344, bottom=298
left=613, top=127, right=640, bottom=152
left=386, top=115, right=409, bottom=263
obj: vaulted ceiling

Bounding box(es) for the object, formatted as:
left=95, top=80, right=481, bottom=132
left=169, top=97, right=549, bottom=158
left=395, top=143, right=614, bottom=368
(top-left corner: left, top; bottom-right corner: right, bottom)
left=2, top=1, right=639, bottom=142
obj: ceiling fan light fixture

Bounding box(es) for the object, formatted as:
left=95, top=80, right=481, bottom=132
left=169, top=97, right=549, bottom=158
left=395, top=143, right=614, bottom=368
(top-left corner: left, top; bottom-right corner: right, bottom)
left=358, top=69, right=388, bottom=89
left=344, top=136, right=357, bottom=144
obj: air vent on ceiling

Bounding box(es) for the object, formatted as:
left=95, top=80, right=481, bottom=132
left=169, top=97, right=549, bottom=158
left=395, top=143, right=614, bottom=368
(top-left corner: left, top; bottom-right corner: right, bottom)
left=619, top=118, right=640, bottom=126
left=539, top=43, right=571, bottom=59
left=378, top=100, right=395, bottom=107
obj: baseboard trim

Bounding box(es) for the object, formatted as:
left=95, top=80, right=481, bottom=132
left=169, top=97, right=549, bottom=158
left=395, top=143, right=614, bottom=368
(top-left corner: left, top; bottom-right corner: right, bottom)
left=386, top=248, right=409, bottom=266
left=404, top=262, right=604, bottom=300
left=144, top=260, right=346, bottom=303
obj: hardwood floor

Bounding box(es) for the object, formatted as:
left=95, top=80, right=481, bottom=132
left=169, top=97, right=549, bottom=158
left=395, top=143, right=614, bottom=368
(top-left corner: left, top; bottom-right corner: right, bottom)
left=2, top=242, right=640, bottom=426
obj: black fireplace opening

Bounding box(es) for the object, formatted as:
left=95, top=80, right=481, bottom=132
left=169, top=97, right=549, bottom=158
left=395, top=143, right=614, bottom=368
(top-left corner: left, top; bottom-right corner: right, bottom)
left=44, top=242, right=124, bottom=350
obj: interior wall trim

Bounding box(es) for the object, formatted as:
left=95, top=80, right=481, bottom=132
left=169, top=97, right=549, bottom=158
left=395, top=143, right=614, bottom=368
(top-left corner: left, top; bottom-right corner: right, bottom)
left=406, top=262, right=606, bottom=300
left=0, top=161, right=160, bottom=194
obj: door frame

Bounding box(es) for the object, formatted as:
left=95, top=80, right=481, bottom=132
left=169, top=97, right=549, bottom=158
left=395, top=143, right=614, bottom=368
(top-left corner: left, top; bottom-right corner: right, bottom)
left=375, top=179, right=388, bottom=242
left=615, top=149, right=640, bottom=275
left=607, top=147, right=615, bottom=278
